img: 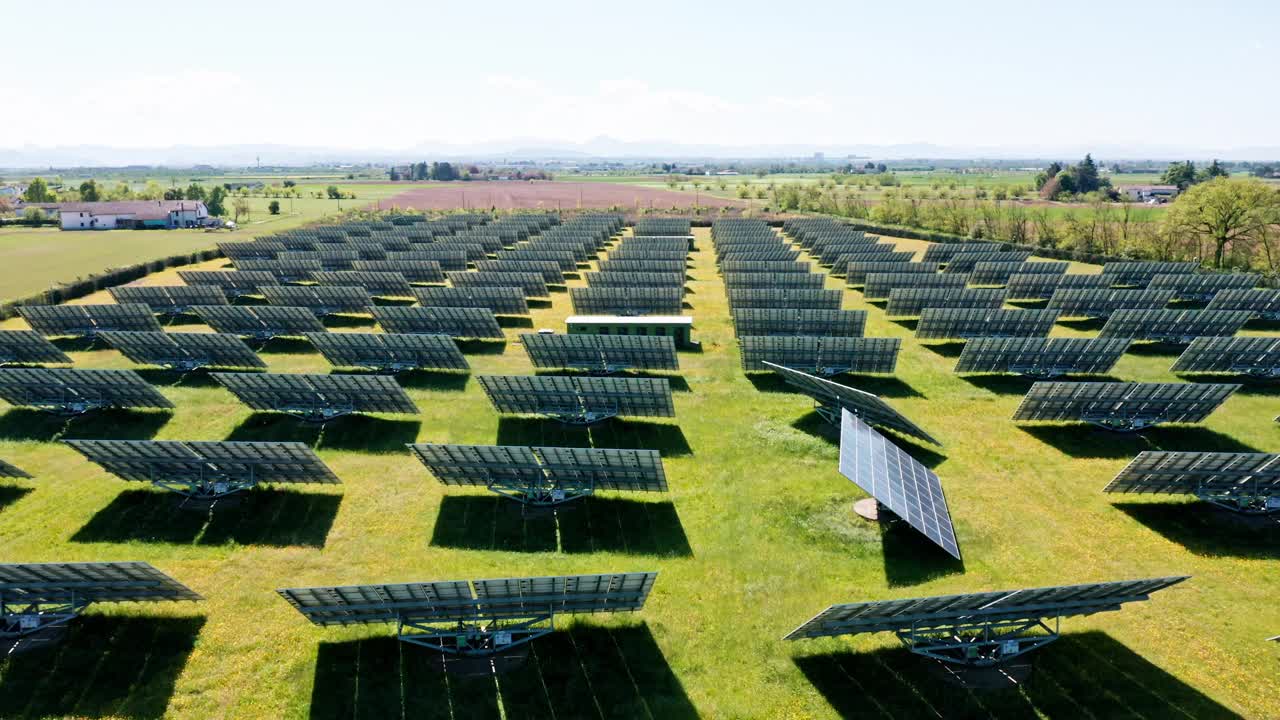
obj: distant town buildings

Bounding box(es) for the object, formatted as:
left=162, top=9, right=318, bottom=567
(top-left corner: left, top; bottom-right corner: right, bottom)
left=1120, top=185, right=1179, bottom=203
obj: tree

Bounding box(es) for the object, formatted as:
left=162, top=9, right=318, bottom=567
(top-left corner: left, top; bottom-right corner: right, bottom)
left=206, top=186, right=227, bottom=216
left=185, top=184, right=206, bottom=201
left=23, top=178, right=51, bottom=203
left=326, top=185, right=341, bottom=199
left=1161, top=161, right=1197, bottom=190
left=282, top=180, right=296, bottom=188
left=137, top=181, right=165, bottom=200
left=389, top=167, right=401, bottom=181
left=163, top=188, right=184, bottom=200
left=1073, top=154, right=1102, bottom=193
left=232, top=197, right=251, bottom=223
left=1162, top=177, right=1280, bottom=268
left=1198, top=159, right=1228, bottom=182
left=79, top=180, right=100, bottom=202
left=268, top=200, right=281, bottom=215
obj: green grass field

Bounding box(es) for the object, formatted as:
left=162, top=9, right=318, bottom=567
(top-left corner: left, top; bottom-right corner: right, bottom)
left=0, top=229, right=1275, bottom=719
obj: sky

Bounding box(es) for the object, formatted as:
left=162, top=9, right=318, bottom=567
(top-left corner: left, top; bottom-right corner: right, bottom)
left=3, top=0, right=1277, bottom=156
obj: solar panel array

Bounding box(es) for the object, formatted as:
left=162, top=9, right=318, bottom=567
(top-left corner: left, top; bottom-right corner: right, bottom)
left=311, top=271, right=414, bottom=297
left=1205, top=288, right=1280, bottom=319
left=920, top=242, right=1004, bottom=263
left=351, top=260, right=446, bottom=284
left=1146, top=272, right=1259, bottom=301
left=726, top=289, right=842, bottom=310
left=1047, top=288, right=1175, bottom=318
left=721, top=273, right=825, bottom=290
left=236, top=258, right=324, bottom=281
left=884, top=288, right=1006, bottom=317
left=720, top=260, right=811, bottom=274
left=956, top=337, right=1130, bottom=377
left=915, top=308, right=1059, bottom=340
left=0, top=562, right=201, bottom=604
left=828, top=250, right=916, bottom=271
left=371, top=306, right=503, bottom=339
left=259, top=285, right=372, bottom=315
left=968, top=261, right=1069, bottom=286
left=731, top=309, right=866, bottom=337
left=739, top=336, right=899, bottom=374
left=584, top=271, right=687, bottom=289
left=414, top=286, right=529, bottom=315
left=0, top=330, right=72, bottom=365
left=1005, top=273, right=1109, bottom=300
left=212, top=372, right=419, bottom=418
left=178, top=271, right=279, bottom=299
left=1102, top=261, right=1198, bottom=286
left=1104, top=451, right=1279, bottom=512
left=388, top=249, right=468, bottom=271
left=863, top=273, right=969, bottom=299
left=20, top=304, right=163, bottom=338
left=1098, top=309, right=1251, bottom=343
left=765, top=362, right=939, bottom=445
left=100, top=331, right=266, bottom=370
left=192, top=305, right=327, bottom=339
left=845, top=262, right=940, bottom=286
left=306, top=332, right=469, bottom=372
left=1013, top=381, right=1239, bottom=430
left=520, top=333, right=679, bottom=372
left=477, top=374, right=674, bottom=422
left=474, top=260, right=564, bottom=284
left=0, top=367, right=173, bottom=414
left=597, top=259, right=688, bottom=274
left=1171, top=336, right=1280, bottom=377
left=570, top=287, right=684, bottom=315
left=838, top=409, right=960, bottom=558
left=448, top=271, right=548, bottom=298
left=109, top=285, right=228, bottom=313
left=942, top=251, right=1033, bottom=274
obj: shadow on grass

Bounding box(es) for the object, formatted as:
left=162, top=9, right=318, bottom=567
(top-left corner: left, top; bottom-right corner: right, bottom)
left=71, top=489, right=341, bottom=547
left=495, top=418, right=692, bottom=456
left=0, top=486, right=31, bottom=514
left=430, top=495, right=691, bottom=556
left=134, top=368, right=246, bottom=388
left=1245, top=318, right=1280, bottom=332
left=793, top=631, right=1242, bottom=719
left=63, top=409, right=172, bottom=441
left=0, top=615, right=205, bottom=720
left=747, top=372, right=921, bottom=398
left=1019, top=424, right=1260, bottom=459
left=1176, top=375, right=1280, bottom=396
left=225, top=413, right=420, bottom=451
left=455, top=339, right=507, bottom=355
left=254, top=337, right=316, bottom=355
left=921, top=341, right=966, bottom=358
left=961, top=374, right=1124, bottom=395
left=160, top=313, right=206, bottom=328
left=50, top=337, right=101, bottom=352
left=322, top=314, right=377, bottom=329
left=1057, top=317, right=1107, bottom=331
left=331, top=368, right=469, bottom=392
left=497, top=316, right=534, bottom=328
left=890, top=318, right=919, bottom=331
left=1125, top=341, right=1187, bottom=356
left=1007, top=298, right=1049, bottom=308
left=527, top=298, right=553, bottom=309
left=372, top=297, right=417, bottom=307
left=1114, top=502, right=1280, bottom=559
left=532, top=370, right=691, bottom=392
left=309, top=625, right=696, bottom=720
left=881, top=519, right=964, bottom=588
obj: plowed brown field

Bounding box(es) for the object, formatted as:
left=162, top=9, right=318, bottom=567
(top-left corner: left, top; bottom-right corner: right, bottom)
left=383, top=181, right=744, bottom=210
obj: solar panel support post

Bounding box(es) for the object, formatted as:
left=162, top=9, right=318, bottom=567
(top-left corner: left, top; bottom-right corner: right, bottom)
left=40, top=386, right=106, bottom=416
left=1196, top=481, right=1279, bottom=515
left=281, top=401, right=357, bottom=423
left=1008, top=364, right=1071, bottom=380
left=1, top=594, right=89, bottom=650
left=898, top=616, right=1061, bottom=667
left=396, top=613, right=555, bottom=656
left=1081, top=413, right=1160, bottom=433
left=149, top=465, right=259, bottom=500
left=488, top=474, right=594, bottom=507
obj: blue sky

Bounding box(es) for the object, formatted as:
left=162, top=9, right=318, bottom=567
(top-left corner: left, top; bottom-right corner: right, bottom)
left=5, top=0, right=1275, bottom=153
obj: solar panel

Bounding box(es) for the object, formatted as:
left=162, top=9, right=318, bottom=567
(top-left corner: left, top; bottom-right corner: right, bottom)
left=721, top=273, right=826, bottom=290
left=828, top=250, right=916, bottom=270
left=65, top=439, right=339, bottom=499
left=597, top=259, right=688, bottom=274
left=109, top=285, right=228, bottom=314
left=259, top=285, right=372, bottom=315
left=764, top=362, right=939, bottom=445
left=311, top=271, right=414, bottom=297
left=1102, top=261, right=1198, bottom=286
left=306, top=332, right=468, bottom=372
left=99, top=331, right=266, bottom=370
left=845, top=262, right=940, bottom=286
left=1012, top=381, right=1239, bottom=431
left=192, top=305, right=327, bottom=340
left=838, top=409, right=960, bottom=559
left=1098, top=309, right=1251, bottom=343
left=0, top=330, right=72, bottom=365
left=731, top=309, right=865, bottom=337
left=720, top=261, right=811, bottom=274
left=19, top=304, right=163, bottom=338
left=413, top=287, right=529, bottom=315
left=607, top=248, right=690, bottom=262
left=1171, top=336, right=1280, bottom=378
left=942, top=250, right=1032, bottom=274
left=522, top=333, right=678, bottom=372
left=477, top=375, right=674, bottom=424
left=1005, top=273, right=1109, bottom=300
left=178, top=271, right=279, bottom=299
left=474, top=260, right=564, bottom=283
left=1104, top=451, right=1280, bottom=514
left=884, top=288, right=1006, bottom=317
left=0, top=562, right=201, bottom=604
left=585, top=271, right=687, bottom=290
left=784, top=576, right=1189, bottom=667
left=956, top=337, right=1130, bottom=377
left=1205, top=288, right=1280, bottom=320
left=409, top=443, right=667, bottom=505
left=1146, top=272, right=1259, bottom=301
left=739, top=336, right=899, bottom=375
left=371, top=306, right=502, bottom=339
left=236, top=258, right=324, bottom=282
left=212, top=372, right=418, bottom=420
left=715, top=249, right=800, bottom=262
left=0, top=458, right=31, bottom=478
left=1047, top=288, right=1175, bottom=318
left=0, top=367, right=172, bottom=415
left=863, top=273, right=968, bottom=299
left=920, top=242, right=1004, bottom=263
left=277, top=572, right=656, bottom=655
left=968, top=261, right=1069, bottom=286
left=725, top=289, right=843, bottom=310
left=916, top=308, right=1059, bottom=340
left=448, top=271, right=548, bottom=298
left=387, top=249, right=468, bottom=272
left=570, top=287, right=684, bottom=316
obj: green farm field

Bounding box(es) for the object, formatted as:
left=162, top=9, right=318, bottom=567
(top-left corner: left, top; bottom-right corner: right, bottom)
left=0, top=228, right=1275, bottom=718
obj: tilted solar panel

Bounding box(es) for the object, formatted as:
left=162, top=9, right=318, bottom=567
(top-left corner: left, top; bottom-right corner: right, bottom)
left=0, top=367, right=173, bottom=414
left=838, top=409, right=960, bottom=560
left=178, top=271, right=279, bottom=298
left=1102, top=261, right=1198, bottom=285
left=0, top=562, right=202, bottom=604
left=732, top=309, right=865, bottom=337
left=371, top=306, right=503, bottom=339
left=99, top=331, right=265, bottom=370
left=520, top=333, right=679, bottom=372
left=448, top=271, right=548, bottom=298
left=715, top=249, right=800, bottom=262
left=387, top=249, right=468, bottom=271
left=915, top=308, right=1059, bottom=340
left=474, top=260, right=564, bottom=283
left=1012, top=381, right=1239, bottom=430
left=942, top=250, right=1032, bottom=274
left=413, top=287, right=529, bottom=315
left=863, top=273, right=968, bottom=299
left=764, top=362, right=939, bottom=445
left=1047, top=288, right=1175, bottom=318
left=311, top=271, right=414, bottom=297
left=350, top=260, right=446, bottom=284
left=192, top=305, right=326, bottom=339
left=956, top=337, right=1129, bottom=377
left=0, top=330, right=72, bottom=365
left=109, top=285, right=228, bottom=313
left=884, top=288, right=1006, bottom=317
left=306, top=332, right=469, bottom=371
left=721, top=273, right=826, bottom=290
left=20, top=304, right=162, bottom=338
left=259, top=285, right=372, bottom=315
left=570, top=287, right=684, bottom=316
left=0, top=458, right=31, bottom=478
left=920, top=242, right=1004, bottom=263
left=1146, top=272, right=1259, bottom=301
left=725, top=289, right=843, bottom=310
left=586, top=271, right=687, bottom=289
left=720, top=261, right=811, bottom=274
left=1098, top=309, right=1250, bottom=343
left=477, top=374, right=674, bottom=423
left=1170, top=336, right=1280, bottom=377
left=212, top=372, right=419, bottom=418
left=597, top=259, right=688, bottom=274
left=845, top=262, right=940, bottom=286
left=235, top=258, right=324, bottom=281
left=1205, top=288, right=1280, bottom=319
left=739, top=336, right=899, bottom=374
left=968, top=261, right=1069, bottom=286
left=1005, top=273, right=1108, bottom=300
left=1104, top=451, right=1279, bottom=513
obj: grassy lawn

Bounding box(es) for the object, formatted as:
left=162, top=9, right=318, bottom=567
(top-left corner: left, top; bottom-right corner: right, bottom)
left=0, top=229, right=1274, bottom=718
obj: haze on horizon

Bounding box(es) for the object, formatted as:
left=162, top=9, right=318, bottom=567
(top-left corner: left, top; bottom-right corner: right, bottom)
left=4, top=0, right=1277, bottom=160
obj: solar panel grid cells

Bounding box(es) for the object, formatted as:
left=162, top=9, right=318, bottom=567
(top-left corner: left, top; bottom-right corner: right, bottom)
left=1047, top=289, right=1176, bottom=318
left=863, top=273, right=969, bottom=299
left=414, top=287, right=529, bottom=315
left=839, top=410, right=960, bottom=560
left=570, top=288, right=684, bottom=315
left=585, top=271, right=687, bottom=289
left=955, top=337, right=1129, bottom=376
left=915, top=308, right=1059, bottom=340
left=884, top=288, right=1006, bottom=317
left=372, top=306, right=503, bottom=339
left=762, top=362, right=939, bottom=445
left=179, top=271, right=279, bottom=297
left=1012, top=382, right=1240, bottom=429
left=715, top=249, right=800, bottom=262
left=448, top=271, right=548, bottom=298
left=1098, top=309, right=1252, bottom=343
left=213, top=372, right=418, bottom=416
left=307, top=333, right=468, bottom=372
left=732, top=309, right=866, bottom=337
left=260, top=286, right=373, bottom=315
left=1171, top=336, right=1280, bottom=376
left=942, top=251, right=1033, bottom=274
left=109, top=285, right=229, bottom=313
left=1104, top=451, right=1280, bottom=498
left=388, top=250, right=469, bottom=272
left=100, top=331, right=266, bottom=369
left=0, top=330, right=72, bottom=364
left=193, top=306, right=327, bottom=338
left=0, top=562, right=201, bottom=603
left=277, top=581, right=476, bottom=626
left=1146, top=273, right=1260, bottom=300
left=411, top=443, right=545, bottom=488
left=471, top=572, right=657, bottom=617
left=1205, top=289, right=1280, bottom=319
left=21, top=305, right=164, bottom=338
left=352, top=261, right=448, bottom=284
left=968, top=261, right=1069, bottom=286
left=0, top=367, right=173, bottom=412
left=721, top=273, right=826, bottom=290
left=726, top=289, right=843, bottom=310
left=66, top=439, right=338, bottom=486
left=474, top=260, right=564, bottom=283
left=1102, top=261, right=1199, bottom=286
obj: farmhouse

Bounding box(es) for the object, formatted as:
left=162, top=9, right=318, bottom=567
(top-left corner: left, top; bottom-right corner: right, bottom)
left=1121, top=184, right=1179, bottom=203
left=57, top=200, right=210, bottom=230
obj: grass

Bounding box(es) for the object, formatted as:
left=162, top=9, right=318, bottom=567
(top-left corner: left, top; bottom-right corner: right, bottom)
left=0, top=228, right=1275, bottom=718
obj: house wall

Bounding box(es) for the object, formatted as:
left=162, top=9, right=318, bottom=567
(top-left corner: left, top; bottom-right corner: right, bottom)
left=62, top=211, right=124, bottom=230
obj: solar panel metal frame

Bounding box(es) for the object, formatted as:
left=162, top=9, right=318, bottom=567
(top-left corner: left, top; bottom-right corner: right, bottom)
left=0, top=367, right=173, bottom=415
left=410, top=443, right=667, bottom=505
left=1104, top=451, right=1280, bottom=514
left=306, top=332, right=469, bottom=372
left=1046, top=288, right=1175, bottom=318
left=884, top=288, right=1007, bottom=317
left=191, top=305, right=327, bottom=340
left=520, top=333, right=678, bottom=373
left=1170, top=336, right=1280, bottom=378
left=739, top=336, right=899, bottom=375
left=955, top=337, right=1130, bottom=377
left=99, top=331, right=266, bottom=370
left=371, top=306, right=503, bottom=339
left=1205, top=288, right=1280, bottom=320
left=65, top=439, right=339, bottom=499
left=721, top=273, right=826, bottom=290
left=413, top=287, right=529, bottom=315
left=1098, top=309, right=1251, bottom=343
left=259, top=285, right=373, bottom=316
left=916, top=308, right=1059, bottom=340
left=310, top=271, right=414, bottom=297
left=570, top=287, right=685, bottom=316
left=109, top=285, right=229, bottom=314
left=731, top=309, right=866, bottom=337
left=1012, top=381, right=1240, bottom=431
left=477, top=374, right=674, bottom=424
left=0, top=330, right=72, bottom=365
left=212, top=371, right=419, bottom=420
left=838, top=409, right=960, bottom=560
left=764, top=361, right=939, bottom=445
left=863, top=273, right=969, bottom=299
left=0, top=458, right=31, bottom=478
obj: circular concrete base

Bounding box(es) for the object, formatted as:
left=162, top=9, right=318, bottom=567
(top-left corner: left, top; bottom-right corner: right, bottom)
left=853, top=498, right=880, bottom=521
